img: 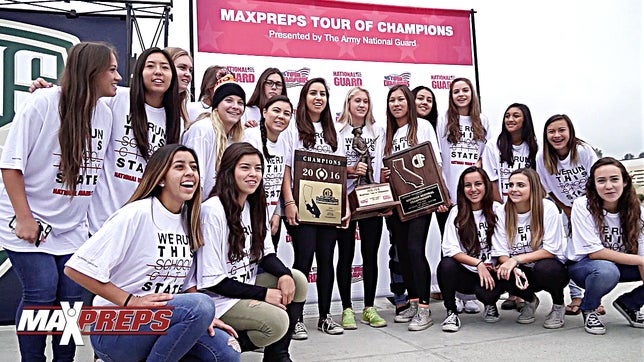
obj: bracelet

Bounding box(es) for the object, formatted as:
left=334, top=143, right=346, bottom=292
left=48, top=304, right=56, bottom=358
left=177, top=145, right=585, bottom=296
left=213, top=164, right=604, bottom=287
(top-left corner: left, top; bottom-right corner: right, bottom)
left=512, top=256, right=521, bottom=266
left=475, top=260, right=483, bottom=267
left=124, top=293, right=133, bottom=307
left=284, top=200, right=296, bottom=207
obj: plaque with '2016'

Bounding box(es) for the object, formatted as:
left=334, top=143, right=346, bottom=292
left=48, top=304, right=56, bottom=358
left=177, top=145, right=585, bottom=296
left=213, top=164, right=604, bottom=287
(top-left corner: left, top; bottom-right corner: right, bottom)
left=293, top=150, right=347, bottom=226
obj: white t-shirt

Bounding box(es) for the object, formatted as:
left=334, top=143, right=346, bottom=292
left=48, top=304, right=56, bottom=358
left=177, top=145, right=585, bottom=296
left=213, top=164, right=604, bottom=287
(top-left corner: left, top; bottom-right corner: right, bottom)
left=191, top=197, right=275, bottom=318
left=0, top=87, right=111, bottom=254
left=437, top=113, right=490, bottom=202
left=67, top=197, right=192, bottom=306
left=87, top=88, right=168, bottom=234
left=386, top=120, right=441, bottom=162
left=567, top=196, right=644, bottom=261
left=536, top=142, right=598, bottom=208
left=186, top=100, right=211, bottom=124
left=241, top=106, right=261, bottom=126
left=491, top=199, right=564, bottom=264
left=283, top=119, right=346, bottom=183
left=181, top=117, right=233, bottom=200
left=337, top=122, right=386, bottom=193
left=482, top=141, right=532, bottom=202
left=442, top=202, right=501, bottom=272
left=242, top=127, right=289, bottom=215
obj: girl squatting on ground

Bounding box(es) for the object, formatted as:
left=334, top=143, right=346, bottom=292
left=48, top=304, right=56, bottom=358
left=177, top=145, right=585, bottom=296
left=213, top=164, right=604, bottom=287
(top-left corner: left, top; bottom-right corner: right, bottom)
left=190, top=143, right=307, bottom=361
left=567, top=157, right=644, bottom=334
left=65, top=144, right=240, bottom=361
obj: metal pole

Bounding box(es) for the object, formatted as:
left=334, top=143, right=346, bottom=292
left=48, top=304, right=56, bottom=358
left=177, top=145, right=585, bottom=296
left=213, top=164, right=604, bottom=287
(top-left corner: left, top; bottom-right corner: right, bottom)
left=470, top=9, right=481, bottom=107
left=189, top=0, right=196, bottom=101
left=126, top=3, right=133, bottom=87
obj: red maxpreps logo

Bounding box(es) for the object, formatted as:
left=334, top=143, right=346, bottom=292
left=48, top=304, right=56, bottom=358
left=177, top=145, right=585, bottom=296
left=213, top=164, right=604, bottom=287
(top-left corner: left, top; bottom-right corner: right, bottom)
left=16, top=302, right=172, bottom=345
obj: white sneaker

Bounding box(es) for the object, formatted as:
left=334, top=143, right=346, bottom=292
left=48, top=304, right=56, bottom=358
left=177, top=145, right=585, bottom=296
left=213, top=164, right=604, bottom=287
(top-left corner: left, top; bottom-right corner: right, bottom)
left=408, top=307, right=433, bottom=331
left=394, top=301, right=418, bottom=323
left=441, top=311, right=461, bottom=332
left=463, top=300, right=481, bottom=314
left=455, top=298, right=464, bottom=313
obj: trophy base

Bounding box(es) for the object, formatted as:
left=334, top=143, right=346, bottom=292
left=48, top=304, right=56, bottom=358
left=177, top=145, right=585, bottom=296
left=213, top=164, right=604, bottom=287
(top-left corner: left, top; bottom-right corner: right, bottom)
left=349, top=183, right=399, bottom=221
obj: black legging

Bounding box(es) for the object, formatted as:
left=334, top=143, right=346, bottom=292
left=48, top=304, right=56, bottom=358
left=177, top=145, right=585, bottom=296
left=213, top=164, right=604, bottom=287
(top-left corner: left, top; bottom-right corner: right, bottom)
left=285, top=223, right=338, bottom=319
left=477, top=258, right=569, bottom=305
left=387, top=212, right=432, bottom=305
left=437, top=257, right=500, bottom=312
left=337, top=216, right=384, bottom=308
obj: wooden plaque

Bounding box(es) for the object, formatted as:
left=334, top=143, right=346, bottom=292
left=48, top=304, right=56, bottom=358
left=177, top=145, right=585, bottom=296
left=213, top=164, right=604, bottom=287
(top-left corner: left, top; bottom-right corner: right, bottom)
left=293, top=150, right=347, bottom=226
left=348, top=183, right=398, bottom=220
left=383, top=142, right=450, bottom=222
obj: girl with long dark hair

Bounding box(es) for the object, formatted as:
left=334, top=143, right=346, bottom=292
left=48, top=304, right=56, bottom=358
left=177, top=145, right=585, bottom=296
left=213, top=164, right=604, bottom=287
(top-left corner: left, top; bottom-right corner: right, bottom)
left=536, top=114, right=599, bottom=316
left=0, top=42, right=118, bottom=361
left=437, top=167, right=500, bottom=332
left=381, top=85, right=443, bottom=331
left=567, top=157, right=644, bottom=334
left=281, top=77, right=347, bottom=336
left=242, top=95, right=293, bottom=249
left=192, top=142, right=307, bottom=361
left=87, top=47, right=181, bottom=235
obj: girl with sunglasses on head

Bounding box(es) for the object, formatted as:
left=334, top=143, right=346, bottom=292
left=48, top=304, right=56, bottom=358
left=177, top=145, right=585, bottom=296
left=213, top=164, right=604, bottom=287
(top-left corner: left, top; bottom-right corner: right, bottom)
left=186, top=65, right=226, bottom=123
left=567, top=157, right=644, bottom=334
left=0, top=41, right=118, bottom=362
left=66, top=144, right=240, bottom=361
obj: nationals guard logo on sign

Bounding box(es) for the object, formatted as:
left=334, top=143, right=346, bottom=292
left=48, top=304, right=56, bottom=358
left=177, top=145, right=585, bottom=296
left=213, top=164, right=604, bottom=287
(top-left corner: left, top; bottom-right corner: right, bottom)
left=17, top=302, right=173, bottom=346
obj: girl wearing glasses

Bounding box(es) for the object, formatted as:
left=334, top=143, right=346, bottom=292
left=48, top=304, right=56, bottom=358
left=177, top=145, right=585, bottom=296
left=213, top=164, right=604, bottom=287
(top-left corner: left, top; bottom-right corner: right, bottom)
left=242, top=68, right=288, bottom=128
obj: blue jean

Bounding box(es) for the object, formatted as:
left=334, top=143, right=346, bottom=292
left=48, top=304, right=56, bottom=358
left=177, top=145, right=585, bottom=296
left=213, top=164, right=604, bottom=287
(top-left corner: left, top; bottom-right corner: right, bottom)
left=91, top=293, right=240, bottom=362
left=6, top=250, right=82, bottom=362
left=568, top=258, right=644, bottom=312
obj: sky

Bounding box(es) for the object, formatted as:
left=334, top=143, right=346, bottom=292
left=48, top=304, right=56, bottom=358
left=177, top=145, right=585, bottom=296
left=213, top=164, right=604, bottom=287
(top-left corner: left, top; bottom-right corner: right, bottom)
left=166, top=0, right=643, bottom=159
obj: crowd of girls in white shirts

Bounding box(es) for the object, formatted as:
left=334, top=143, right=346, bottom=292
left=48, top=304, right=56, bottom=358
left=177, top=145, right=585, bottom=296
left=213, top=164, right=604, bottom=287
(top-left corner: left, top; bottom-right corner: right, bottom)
left=5, top=41, right=643, bottom=361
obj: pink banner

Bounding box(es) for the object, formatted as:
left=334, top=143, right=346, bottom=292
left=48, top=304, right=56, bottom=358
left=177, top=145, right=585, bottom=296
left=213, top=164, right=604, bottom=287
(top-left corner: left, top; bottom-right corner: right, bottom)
left=197, top=0, right=472, bottom=65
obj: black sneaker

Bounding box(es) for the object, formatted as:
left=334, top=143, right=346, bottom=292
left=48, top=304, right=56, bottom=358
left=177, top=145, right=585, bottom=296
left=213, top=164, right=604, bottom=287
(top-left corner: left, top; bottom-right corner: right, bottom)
left=583, top=311, right=606, bottom=335
left=482, top=304, right=500, bottom=323
left=441, top=310, right=461, bottom=332
left=612, top=299, right=644, bottom=328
